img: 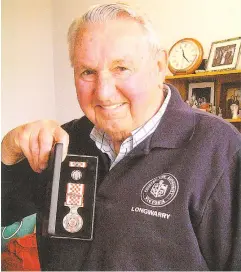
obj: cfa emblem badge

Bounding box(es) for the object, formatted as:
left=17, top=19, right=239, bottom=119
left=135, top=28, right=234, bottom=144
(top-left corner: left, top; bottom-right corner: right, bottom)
left=141, top=173, right=179, bottom=207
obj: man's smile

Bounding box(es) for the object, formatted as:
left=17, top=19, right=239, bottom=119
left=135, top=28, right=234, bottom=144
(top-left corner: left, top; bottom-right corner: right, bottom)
left=99, top=103, right=126, bottom=110
left=95, top=103, right=128, bottom=119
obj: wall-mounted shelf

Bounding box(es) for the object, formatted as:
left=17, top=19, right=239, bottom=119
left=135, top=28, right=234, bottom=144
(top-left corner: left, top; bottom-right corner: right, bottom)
left=224, top=118, right=241, bottom=123
left=165, top=69, right=241, bottom=131
left=165, top=69, right=241, bottom=80
left=165, top=69, right=241, bottom=100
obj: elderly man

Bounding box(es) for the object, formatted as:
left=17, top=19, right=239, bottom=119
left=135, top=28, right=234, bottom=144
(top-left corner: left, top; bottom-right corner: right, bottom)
left=2, top=2, right=241, bottom=271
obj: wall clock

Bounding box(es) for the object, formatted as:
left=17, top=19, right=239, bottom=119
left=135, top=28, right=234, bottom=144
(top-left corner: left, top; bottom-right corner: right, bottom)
left=168, top=38, right=204, bottom=75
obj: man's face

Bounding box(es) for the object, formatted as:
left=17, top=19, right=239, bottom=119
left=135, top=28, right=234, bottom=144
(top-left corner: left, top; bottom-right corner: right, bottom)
left=73, top=19, right=167, bottom=142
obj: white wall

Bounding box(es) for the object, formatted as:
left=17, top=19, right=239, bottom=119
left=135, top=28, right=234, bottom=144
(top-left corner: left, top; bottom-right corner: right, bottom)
left=2, top=0, right=241, bottom=133
left=1, top=0, right=56, bottom=137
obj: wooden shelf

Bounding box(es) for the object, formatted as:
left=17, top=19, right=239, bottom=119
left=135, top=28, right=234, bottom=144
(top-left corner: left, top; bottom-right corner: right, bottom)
left=165, top=69, right=241, bottom=132
left=165, top=69, right=241, bottom=103
left=165, top=69, right=241, bottom=80
left=225, top=118, right=241, bottom=123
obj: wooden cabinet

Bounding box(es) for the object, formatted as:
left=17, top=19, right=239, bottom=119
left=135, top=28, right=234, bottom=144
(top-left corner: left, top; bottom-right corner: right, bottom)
left=165, top=69, right=241, bottom=131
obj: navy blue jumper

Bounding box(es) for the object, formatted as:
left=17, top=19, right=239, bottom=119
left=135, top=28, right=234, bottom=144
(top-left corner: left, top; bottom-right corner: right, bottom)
left=2, top=85, right=241, bottom=271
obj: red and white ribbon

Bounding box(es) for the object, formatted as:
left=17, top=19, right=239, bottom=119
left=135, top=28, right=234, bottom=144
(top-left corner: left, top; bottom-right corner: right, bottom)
left=64, top=183, right=85, bottom=207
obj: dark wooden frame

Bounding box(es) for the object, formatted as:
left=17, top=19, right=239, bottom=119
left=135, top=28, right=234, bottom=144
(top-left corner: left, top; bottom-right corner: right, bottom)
left=219, top=82, right=241, bottom=118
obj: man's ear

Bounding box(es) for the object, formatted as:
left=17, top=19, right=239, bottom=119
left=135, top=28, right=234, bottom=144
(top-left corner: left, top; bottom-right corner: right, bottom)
left=157, top=50, right=168, bottom=73
left=157, top=50, right=168, bottom=80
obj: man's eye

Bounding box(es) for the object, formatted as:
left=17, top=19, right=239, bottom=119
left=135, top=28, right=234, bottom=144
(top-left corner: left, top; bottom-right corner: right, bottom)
left=81, top=70, right=95, bottom=76
left=112, top=66, right=132, bottom=79
left=116, top=66, right=128, bottom=71
left=80, top=70, right=96, bottom=81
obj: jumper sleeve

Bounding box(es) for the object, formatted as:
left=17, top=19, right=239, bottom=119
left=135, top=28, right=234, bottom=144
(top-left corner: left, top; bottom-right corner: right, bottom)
left=1, top=119, right=82, bottom=227
left=1, top=159, right=47, bottom=226
left=228, top=147, right=241, bottom=270
left=195, top=148, right=241, bottom=270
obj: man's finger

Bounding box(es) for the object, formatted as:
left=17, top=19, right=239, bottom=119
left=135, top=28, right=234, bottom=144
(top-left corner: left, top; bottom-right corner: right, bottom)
left=29, top=128, right=41, bottom=171
left=38, top=128, right=55, bottom=170
left=18, top=128, right=39, bottom=172
left=53, top=126, right=69, bottom=162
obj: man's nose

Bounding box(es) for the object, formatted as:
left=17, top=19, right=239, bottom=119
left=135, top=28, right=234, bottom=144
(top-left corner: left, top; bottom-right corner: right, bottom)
left=94, top=71, right=116, bottom=102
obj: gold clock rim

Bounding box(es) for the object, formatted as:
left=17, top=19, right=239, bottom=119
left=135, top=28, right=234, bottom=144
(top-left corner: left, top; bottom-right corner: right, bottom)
left=168, top=38, right=204, bottom=75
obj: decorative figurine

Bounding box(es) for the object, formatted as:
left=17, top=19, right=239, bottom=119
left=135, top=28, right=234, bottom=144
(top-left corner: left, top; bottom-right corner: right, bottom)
left=230, top=103, right=239, bottom=119
left=212, top=105, right=216, bottom=115
left=218, top=107, right=223, bottom=118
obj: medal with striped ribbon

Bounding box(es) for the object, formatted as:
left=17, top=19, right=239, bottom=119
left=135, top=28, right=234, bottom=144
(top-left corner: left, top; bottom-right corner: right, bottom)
left=63, top=183, right=85, bottom=233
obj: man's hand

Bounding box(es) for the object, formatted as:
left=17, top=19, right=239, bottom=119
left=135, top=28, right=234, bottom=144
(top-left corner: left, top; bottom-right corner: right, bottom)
left=1, top=120, right=69, bottom=173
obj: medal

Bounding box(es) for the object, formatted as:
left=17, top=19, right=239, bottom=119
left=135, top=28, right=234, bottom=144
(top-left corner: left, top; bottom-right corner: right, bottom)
left=63, top=183, right=85, bottom=233
left=63, top=210, right=83, bottom=233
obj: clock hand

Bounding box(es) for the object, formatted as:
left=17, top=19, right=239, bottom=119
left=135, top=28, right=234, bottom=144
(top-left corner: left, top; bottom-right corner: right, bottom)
left=180, top=46, right=190, bottom=62
left=183, top=55, right=190, bottom=63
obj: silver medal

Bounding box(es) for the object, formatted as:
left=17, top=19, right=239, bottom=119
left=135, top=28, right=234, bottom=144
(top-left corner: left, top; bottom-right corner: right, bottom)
left=63, top=183, right=85, bottom=233
left=71, top=170, right=82, bottom=181
left=63, top=212, right=83, bottom=233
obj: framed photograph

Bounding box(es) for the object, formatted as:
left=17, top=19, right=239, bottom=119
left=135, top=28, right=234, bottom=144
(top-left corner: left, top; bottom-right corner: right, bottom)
left=188, top=82, right=215, bottom=108
left=206, top=37, right=241, bottom=72
left=219, top=82, right=241, bottom=118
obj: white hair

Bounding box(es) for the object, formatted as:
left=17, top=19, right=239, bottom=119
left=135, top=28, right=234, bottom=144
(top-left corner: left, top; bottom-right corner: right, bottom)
left=67, top=2, right=162, bottom=67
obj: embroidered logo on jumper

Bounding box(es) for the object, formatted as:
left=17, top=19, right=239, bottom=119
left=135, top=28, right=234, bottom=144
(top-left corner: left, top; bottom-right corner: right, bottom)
left=141, top=173, right=179, bottom=207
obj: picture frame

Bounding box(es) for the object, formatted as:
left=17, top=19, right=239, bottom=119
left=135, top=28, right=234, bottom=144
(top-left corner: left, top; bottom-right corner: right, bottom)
left=219, top=82, right=241, bottom=118
left=188, top=82, right=215, bottom=108
left=206, top=37, right=241, bottom=71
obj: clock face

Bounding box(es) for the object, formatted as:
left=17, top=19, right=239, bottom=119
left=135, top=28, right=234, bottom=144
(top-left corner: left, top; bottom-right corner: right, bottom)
left=168, top=38, right=203, bottom=74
